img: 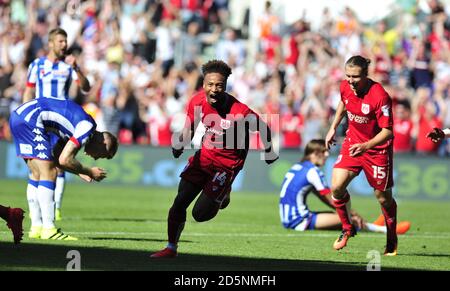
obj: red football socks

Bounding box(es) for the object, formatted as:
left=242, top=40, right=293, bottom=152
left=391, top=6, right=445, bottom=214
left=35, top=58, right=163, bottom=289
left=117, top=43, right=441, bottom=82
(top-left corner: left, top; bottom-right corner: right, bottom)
left=332, top=192, right=353, bottom=232
left=381, top=199, right=397, bottom=241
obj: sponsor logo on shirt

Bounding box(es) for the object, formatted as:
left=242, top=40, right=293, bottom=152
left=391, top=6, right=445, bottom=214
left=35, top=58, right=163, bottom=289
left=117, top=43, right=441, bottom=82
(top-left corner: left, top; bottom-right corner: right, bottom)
left=347, top=111, right=369, bottom=124
left=52, top=70, right=70, bottom=78
left=39, top=69, right=52, bottom=78
left=205, top=126, right=224, bottom=136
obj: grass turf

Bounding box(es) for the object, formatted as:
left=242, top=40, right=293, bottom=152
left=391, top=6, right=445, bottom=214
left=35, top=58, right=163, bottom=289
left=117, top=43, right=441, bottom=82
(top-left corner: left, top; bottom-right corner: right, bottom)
left=1, top=179, right=449, bottom=271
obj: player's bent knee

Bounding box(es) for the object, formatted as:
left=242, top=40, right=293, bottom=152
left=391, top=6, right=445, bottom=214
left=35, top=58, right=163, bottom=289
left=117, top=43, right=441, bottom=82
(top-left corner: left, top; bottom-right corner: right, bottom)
left=192, top=212, right=209, bottom=222
left=192, top=208, right=218, bottom=222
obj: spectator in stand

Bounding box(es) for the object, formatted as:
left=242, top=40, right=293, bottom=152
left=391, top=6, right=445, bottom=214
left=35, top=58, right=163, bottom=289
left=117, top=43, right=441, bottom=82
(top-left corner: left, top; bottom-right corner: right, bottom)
left=413, top=87, right=443, bottom=154
left=393, top=100, right=414, bottom=153
left=281, top=101, right=303, bottom=149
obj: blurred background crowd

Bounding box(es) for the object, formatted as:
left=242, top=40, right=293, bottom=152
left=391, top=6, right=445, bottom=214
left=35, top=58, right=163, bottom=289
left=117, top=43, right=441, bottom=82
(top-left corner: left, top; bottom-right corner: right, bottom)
left=0, top=0, right=449, bottom=155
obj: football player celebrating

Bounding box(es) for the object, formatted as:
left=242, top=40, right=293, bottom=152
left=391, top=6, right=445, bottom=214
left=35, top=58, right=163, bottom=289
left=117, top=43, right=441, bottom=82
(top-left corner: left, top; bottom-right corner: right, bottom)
left=151, top=60, right=278, bottom=258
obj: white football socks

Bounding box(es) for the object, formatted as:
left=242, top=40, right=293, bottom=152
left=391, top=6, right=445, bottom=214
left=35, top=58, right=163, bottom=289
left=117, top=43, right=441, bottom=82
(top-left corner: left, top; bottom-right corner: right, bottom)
left=365, top=222, right=387, bottom=233
left=55, top=175, right=65, bottom=210
left=37, top=181, right=56, bottom=229
left=27, top=180, right=42, bottom=227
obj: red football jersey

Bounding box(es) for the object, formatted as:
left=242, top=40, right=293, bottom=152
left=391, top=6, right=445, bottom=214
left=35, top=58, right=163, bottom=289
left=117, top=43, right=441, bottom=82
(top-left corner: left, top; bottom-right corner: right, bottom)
left=186, top=91, right=258, bottom=170
left=393, top=117, right=413, bottom=152
left=340, top=79, right=393, bottom=152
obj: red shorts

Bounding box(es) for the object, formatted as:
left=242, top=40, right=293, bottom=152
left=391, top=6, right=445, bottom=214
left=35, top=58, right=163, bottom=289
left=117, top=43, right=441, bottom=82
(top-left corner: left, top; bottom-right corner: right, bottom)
left=180, top=153, right=239, bottom=203
left=334, top=147, right=394, bottom=191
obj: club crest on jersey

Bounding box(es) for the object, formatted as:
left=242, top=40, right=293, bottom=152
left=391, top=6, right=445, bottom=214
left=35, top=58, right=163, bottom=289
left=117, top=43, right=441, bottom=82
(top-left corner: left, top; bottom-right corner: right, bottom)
left=220, top=119, right=231, bottom=129
left=361, top=103, right=370, bottom=115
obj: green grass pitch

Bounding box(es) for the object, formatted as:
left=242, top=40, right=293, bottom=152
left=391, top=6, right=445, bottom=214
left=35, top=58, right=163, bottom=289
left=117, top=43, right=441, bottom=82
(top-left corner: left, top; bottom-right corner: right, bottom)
left=1, top=179, right=449, bottom=271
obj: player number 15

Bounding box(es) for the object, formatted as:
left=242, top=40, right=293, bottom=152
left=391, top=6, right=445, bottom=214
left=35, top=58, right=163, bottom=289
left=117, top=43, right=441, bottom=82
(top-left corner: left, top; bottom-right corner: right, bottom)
left=371, top=166, right=386, bottom=179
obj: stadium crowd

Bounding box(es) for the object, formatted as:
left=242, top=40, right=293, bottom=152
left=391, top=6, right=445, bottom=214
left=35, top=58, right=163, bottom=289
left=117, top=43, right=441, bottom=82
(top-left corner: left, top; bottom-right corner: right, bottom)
left=0, top=0, right=449, bottom=155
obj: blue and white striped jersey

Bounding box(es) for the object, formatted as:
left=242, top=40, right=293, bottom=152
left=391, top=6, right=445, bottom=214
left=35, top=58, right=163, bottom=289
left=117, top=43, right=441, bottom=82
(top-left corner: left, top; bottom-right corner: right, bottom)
left=26, top=57, right=78, bottom=100
left=279, top=161, right=331, bottom=229
left=13, top=98, right=95, bottom=147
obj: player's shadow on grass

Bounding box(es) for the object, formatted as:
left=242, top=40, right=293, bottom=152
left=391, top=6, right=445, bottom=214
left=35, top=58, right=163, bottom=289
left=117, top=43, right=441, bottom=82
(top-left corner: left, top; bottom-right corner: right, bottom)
left=66, top=217, right=165, bottom=223
left=0, top=241, right=418, bottom=271
left=89, top=237, right=194, bottom=243
left=406, top=253, right=450, bottom=258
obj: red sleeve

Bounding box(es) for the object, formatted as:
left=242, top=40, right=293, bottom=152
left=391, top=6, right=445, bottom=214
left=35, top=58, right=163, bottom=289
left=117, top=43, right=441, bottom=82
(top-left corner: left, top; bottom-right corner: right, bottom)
left=185, top=95, right=202, bottom=129
left=186, top=97, right=195, bottom=124
left=375, top=85, right=393, bottom=128
left=339, top=80, right=347, bottom=102
left=26, top=82, right=36, bottom=88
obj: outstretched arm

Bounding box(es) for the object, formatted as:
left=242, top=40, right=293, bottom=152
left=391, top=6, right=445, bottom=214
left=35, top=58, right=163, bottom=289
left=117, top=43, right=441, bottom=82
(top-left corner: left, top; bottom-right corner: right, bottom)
left=254, top=117, right=278, bottom=164
left=172, top=126, right=194, bottom=158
